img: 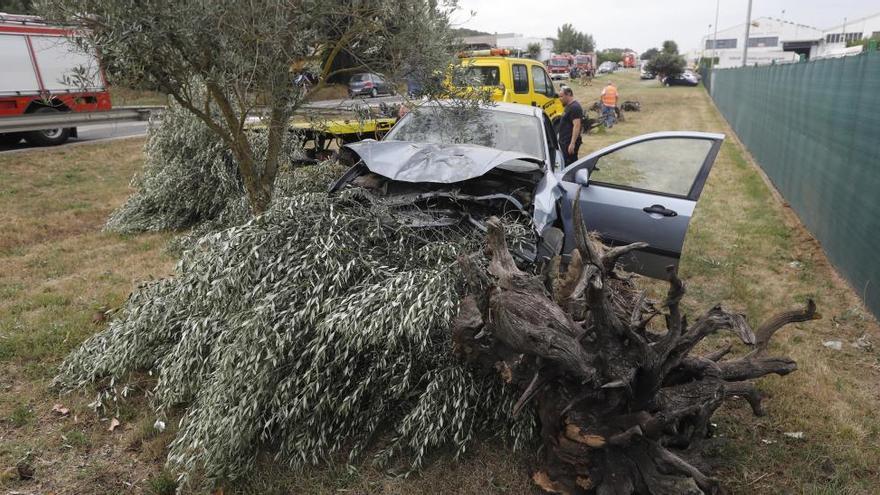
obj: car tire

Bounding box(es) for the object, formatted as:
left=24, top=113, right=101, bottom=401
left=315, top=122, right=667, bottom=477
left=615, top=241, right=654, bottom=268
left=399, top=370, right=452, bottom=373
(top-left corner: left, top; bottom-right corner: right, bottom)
left=370, top=88, right=378, bottom=98
left=0, top=133, right=23, bottom=146
left=24, top=107, right=71, bottom=146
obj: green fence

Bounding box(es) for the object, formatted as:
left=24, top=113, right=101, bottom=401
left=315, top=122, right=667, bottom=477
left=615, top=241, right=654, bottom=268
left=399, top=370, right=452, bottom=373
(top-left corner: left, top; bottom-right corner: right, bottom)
left=710, top=50, right=880, bottom=318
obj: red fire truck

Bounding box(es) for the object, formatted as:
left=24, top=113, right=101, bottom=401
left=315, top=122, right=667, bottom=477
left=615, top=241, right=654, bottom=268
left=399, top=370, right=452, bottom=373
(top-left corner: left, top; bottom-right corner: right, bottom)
left=0, top=13, right=112, bottom=146
left=574, top=53, right=595, bottom=73
left=547, top=53, right=574, bottom=80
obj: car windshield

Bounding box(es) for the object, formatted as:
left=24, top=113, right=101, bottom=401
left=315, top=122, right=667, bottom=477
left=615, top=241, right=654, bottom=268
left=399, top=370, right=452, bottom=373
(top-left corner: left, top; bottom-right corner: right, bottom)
left=384, top=106, right=545, bottom=159
left=550, top=59, right=568, bottom=66
left=575, top=56, right=590, bottom=64
left=453, top=66, right=500, bottom=86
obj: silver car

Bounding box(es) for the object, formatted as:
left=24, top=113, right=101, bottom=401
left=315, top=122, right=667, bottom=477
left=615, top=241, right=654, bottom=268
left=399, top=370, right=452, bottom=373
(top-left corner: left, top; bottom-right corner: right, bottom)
left=331, top=101, right=723, bottom=278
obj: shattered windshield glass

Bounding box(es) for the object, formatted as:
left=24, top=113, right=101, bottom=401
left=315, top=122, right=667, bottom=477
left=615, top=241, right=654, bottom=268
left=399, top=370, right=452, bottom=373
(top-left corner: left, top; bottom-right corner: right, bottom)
left=384, top=107, right=545, bottom=159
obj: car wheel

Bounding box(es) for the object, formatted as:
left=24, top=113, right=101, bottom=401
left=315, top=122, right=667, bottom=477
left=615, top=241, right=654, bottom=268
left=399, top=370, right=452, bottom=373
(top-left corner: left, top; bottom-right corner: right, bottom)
left=24, top=107, right=71, bottom=146
left=0, top=133, right=23, bottom=146
left=370, top=88, right=378, bottom=98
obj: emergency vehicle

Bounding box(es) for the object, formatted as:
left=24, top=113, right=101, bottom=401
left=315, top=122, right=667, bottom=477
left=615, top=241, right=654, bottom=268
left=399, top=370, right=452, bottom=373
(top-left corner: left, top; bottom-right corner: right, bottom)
left=453, top=49, right=564, bottom=123
left=574, top=53, right=595, bottom=73
left=547, top=53, right=575, bottom=80
left=0, top=13, right=111, bottom=146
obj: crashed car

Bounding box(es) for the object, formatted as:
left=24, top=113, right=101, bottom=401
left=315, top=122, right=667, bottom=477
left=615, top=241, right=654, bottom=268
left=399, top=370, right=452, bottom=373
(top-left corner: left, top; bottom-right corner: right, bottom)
left=331, top=101, right=723, bottom=278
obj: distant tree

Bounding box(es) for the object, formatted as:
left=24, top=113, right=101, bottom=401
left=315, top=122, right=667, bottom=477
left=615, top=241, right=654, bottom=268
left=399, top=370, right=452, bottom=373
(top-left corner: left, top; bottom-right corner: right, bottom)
left=526, top=42, right=542, bottom=59
left=646, top=52, right=686, bottom=79
left=39, top=0, right=459, bottom=216
left=640, top=47, right=660, bottom=60
left=662, top=40, right=679, bottom=55
left=597, top=48, right=625, bottom=64
left=553, top=23, right=595, bottom=53
left=0, top=0, right=37, bottom=13
left=451, top=27, right=492, bottom=37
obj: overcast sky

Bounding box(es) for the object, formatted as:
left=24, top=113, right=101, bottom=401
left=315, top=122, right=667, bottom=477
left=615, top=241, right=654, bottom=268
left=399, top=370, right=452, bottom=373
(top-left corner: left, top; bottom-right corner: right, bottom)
left=452, top=0, right=879, bottom=54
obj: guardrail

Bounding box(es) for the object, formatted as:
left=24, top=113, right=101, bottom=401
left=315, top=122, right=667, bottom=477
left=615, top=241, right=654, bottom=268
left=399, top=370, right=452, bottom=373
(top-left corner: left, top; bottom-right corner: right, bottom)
left=0, top=106, right=163, bottom=134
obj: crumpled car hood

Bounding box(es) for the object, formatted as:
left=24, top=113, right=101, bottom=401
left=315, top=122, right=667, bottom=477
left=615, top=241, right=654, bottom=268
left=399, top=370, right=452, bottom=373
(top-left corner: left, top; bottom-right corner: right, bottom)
left=344, top=140, right=544, bottom=183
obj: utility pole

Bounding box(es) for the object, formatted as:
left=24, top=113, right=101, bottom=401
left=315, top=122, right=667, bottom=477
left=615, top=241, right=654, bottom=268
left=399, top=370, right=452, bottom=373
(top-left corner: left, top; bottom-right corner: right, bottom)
left=742, top=0, right=754, bottom=67
left=712, top=0, right=720, bottom=68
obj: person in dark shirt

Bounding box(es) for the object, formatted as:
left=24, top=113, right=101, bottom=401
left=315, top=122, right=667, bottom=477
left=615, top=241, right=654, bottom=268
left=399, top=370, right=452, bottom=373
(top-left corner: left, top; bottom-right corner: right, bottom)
left=557, top=86, right=583, bottom=165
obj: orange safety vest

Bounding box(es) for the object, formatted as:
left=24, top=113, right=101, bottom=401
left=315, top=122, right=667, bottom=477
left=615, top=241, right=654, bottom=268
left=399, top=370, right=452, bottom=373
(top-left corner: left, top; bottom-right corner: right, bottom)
left=601, top=85, right=618, bottom=107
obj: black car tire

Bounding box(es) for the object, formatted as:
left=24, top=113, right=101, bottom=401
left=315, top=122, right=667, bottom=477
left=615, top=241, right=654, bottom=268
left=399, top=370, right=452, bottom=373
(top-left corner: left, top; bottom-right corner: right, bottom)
left=24, top=107, right=72, bottom=146
left=370, top=88, right=378, bottom=98
left=0, top=133, right=23, bottom=146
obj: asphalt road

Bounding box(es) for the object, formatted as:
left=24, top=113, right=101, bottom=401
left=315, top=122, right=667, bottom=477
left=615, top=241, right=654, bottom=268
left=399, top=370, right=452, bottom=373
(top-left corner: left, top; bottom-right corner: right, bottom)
left=0, top=95, right=402, bottom=154
left=0, top=121, right=149, bottom=154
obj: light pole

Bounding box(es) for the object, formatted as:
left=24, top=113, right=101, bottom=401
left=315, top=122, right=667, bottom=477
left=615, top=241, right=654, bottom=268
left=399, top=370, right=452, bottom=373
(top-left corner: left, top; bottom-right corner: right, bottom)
left=712, top=0, right=720, bottom=68
left=742, top=0, right=754, bottom=67
left=703, top=23, right=712, bottom=62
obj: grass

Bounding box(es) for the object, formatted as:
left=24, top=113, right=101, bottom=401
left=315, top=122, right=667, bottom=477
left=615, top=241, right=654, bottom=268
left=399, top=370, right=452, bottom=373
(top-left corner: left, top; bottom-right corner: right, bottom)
left=0, top=71, right=878, bottom=494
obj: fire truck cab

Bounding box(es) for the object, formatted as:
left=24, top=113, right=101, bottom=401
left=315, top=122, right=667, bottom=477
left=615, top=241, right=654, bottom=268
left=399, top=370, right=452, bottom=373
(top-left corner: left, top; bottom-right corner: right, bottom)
left=0, top=13, right=112, bottom=146
left=453, top=49, right=564, bottom=123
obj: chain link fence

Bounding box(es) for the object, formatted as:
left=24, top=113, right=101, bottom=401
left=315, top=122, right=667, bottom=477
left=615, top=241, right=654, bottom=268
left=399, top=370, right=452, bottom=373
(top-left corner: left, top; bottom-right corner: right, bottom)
left=709, top=50, right=880, bottom=318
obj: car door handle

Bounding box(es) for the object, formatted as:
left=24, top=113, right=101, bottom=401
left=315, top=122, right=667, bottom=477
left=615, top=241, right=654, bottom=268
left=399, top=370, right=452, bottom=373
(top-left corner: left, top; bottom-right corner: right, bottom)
left=531, top=101, right=537, bottom=106
left=643, top=204, right=678, bottom=217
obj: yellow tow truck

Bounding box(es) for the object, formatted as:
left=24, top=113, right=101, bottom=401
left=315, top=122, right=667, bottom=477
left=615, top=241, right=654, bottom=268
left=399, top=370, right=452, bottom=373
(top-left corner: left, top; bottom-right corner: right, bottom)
left=451, top=49, right=565, bottom=123
left=291, top=116, right=397, bottom=159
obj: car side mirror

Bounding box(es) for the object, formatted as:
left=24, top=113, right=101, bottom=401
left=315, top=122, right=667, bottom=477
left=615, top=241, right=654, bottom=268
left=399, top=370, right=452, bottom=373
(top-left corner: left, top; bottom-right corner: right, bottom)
left=574, top=168, right=589, bottom=186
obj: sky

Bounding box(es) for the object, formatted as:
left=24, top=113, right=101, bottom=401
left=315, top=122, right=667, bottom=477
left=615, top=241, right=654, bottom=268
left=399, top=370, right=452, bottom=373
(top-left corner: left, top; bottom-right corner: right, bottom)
left=452, top=0, right=879, bottom=54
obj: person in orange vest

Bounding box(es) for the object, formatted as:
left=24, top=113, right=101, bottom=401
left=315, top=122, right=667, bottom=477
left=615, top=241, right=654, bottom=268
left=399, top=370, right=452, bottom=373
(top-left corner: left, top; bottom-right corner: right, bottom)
left=600, top=81, right=619, bottom=128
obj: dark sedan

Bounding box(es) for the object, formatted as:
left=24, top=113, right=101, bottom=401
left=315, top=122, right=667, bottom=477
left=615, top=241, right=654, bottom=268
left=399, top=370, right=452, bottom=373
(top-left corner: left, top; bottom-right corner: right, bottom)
left=662, top=72, right=699, bottom=87
left=348, top=73, right=393, bottom=98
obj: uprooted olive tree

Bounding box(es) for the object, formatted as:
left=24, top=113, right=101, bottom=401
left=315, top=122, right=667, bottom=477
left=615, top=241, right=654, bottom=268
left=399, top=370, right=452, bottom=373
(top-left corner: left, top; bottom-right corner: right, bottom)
left=454, top=211, right=820, bottom=494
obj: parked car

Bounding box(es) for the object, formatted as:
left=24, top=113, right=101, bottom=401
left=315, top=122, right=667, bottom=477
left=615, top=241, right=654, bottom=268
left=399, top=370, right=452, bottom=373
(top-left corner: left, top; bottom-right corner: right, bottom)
left=640, top=67, right=656, bottom=79
left=331, top=101, right=724, bottom=278
left=662, top=72, right=699, bottom=87
left=597, top=61, right=617, bottom=74
left=348, top=73, right=393, bottom=98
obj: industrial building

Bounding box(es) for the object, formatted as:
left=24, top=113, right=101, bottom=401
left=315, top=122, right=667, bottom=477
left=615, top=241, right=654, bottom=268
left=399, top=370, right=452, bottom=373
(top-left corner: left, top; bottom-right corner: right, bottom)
left=698, top=11, right=880, bottom=68
left=460, top=33, right=554, bottom=61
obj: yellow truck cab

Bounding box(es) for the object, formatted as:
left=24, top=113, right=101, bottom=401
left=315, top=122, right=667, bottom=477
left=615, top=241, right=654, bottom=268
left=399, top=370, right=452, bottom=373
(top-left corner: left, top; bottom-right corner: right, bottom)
left=453, top=49, right=565, bottom=124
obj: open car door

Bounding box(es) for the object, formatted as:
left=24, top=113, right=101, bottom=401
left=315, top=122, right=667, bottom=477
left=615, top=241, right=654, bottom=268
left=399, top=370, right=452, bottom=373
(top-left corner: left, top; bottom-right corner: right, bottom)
left=558, top=131, right=724, bottom=278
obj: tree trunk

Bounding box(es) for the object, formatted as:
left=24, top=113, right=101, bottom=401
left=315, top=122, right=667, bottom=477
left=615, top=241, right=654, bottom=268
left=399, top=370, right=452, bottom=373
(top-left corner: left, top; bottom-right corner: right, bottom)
left=453, top=215, right=820, bottom=495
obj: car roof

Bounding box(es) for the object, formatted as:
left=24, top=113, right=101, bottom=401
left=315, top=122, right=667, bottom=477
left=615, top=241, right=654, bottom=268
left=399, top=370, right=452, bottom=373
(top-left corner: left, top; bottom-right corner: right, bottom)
left=415, top=100, right=544, bottom=118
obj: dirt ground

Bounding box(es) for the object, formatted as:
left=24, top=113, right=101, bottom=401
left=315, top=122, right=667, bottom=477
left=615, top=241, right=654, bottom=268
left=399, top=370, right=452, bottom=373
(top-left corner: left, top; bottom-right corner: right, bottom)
left=1, top=70, right=879, bottom=494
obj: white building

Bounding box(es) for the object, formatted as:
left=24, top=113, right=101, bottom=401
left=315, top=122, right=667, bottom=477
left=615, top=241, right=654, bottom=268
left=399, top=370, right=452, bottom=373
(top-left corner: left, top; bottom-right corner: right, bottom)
left=818, top=12, right=880, bottom=58
left=701, top=17, right=821, bottom=68
left=698, top=11, right=880, bottom=67
left=496, top=33, right=554, bottom=62
left=460, top=33, right=554, bottom=61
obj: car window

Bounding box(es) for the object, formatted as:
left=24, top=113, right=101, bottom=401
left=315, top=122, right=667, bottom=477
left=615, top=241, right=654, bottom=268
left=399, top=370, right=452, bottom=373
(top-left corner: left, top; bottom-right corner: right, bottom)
left=589, top=138, right=713, bottom=196
left=512, top=64, right=529, bottom=94
left=531, top=65, right=548, bottom=96
left=350, top=74, right=367, bottom=82
left=542, top=70, right=555, bottom=97
left=454, top=66, right=501, bottom=86
left=384, top=107, right=545, bottom=159
left=373, top=75, right=384, bottom=83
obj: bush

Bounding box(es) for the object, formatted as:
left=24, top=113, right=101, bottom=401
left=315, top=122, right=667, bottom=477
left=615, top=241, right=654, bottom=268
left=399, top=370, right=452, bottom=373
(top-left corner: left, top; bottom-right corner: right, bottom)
left=105, top=99, right=303, bottom=234
left=57, top=191, right=536, bottom=487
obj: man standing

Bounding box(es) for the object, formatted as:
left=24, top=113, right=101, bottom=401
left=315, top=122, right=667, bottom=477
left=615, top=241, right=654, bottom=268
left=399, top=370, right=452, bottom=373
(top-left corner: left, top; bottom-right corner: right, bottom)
left=600, top=81, right=619, bottom=128
left=557, top=86, right=583, bottom=165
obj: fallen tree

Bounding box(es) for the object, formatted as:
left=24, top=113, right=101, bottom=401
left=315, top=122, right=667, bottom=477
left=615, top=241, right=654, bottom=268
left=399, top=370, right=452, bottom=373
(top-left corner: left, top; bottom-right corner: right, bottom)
left=454, top=212, right=820, bottom=494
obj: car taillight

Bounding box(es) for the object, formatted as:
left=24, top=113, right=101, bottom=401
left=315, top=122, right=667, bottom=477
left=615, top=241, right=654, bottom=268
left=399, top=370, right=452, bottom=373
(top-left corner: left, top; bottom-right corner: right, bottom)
left=364, top=82, right=373, bottom=87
